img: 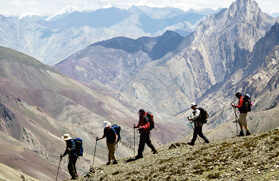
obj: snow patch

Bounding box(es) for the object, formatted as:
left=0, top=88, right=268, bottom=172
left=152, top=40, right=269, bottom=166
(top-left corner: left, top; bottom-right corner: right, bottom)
left=46, top=5, right=80, bottom=21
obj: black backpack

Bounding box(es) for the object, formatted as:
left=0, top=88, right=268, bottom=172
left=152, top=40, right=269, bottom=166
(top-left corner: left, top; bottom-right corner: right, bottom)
left=111, top=124, right=121, bottom=142
left=146, top=112, right=154, bottom=130
left=73, top=137, right=83, bottom=156
left=240, top=94, right=252, bottom=113
left=198, top=107, right=209, bottom=124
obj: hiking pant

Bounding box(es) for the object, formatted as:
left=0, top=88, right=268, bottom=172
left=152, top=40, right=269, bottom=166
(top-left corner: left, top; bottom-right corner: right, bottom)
left=107, top=143, right=117, bottom=162
left=68, top=155, right=78, bottom=178
left=239, top=113, right=248, bottom=126
left=191, top=126, right=208, bottom=143
left=138, top=132, right=156, bottom=157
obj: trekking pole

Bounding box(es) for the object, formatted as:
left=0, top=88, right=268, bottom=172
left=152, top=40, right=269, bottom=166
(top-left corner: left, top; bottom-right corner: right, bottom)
left=188, top=118, right=201, bottom=144
left=133, top=124, right=136, bottom=156
left=56, top=156, right=62, bottom=181
left=233, top=107, right=238, bottom=136
left=92, top=137, right=98, bottom=166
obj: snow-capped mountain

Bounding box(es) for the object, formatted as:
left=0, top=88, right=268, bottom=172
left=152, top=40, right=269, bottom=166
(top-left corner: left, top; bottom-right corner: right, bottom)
left=0, top=6, right=208, bottom=65
left=46, top=5, right=80, bottom=21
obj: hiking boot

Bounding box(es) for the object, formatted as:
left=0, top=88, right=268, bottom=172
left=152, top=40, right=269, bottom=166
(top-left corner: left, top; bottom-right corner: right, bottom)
left=187, top=142, right=194, bottom=146
left=246, top=130, right=251, bottom=136
left=238, top=130, right=244, bottom=136
left=113, top=160, right=118, bottom=164
left=205, top=139, right=210, bottom=143
left=106, top=162, right=111, bottom=165
left=71, top=176, right=78, bottom=180
left=135, top=155, right=143, bottom=159
left=153, top=150, right=158, bottom=154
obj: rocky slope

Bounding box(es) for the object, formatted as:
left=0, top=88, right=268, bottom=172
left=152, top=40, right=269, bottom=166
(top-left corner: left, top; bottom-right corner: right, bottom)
left=72, top=128, right=279, bottom=181
left=0, top=46, right=187, bottom=180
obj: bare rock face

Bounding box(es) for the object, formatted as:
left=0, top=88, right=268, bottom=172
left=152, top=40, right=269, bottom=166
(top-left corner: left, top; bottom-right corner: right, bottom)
left=119, top=0, right=277, bottom=117
left=164, top=0, right=276, bottom=98
left=53, top=0, right=277, bottom=118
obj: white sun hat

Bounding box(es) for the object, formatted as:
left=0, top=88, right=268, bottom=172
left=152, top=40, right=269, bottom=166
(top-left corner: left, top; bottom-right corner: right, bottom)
left=190, top=102, right=197, bottom=108
left=103, top=121, right=111, bottom=128
left=61, top=133, right=72, bottom=141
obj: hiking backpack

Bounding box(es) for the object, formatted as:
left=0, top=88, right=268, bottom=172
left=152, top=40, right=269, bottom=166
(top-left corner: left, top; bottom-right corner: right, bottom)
left=197, top=107, right=209, bottom=124
left=146, top=112, right=154, bottom=130
left=240, top=94, right=252, bottom=113
left=73, top=137, right=83, bottom=156
left=111, top=124, right=121, bottom=142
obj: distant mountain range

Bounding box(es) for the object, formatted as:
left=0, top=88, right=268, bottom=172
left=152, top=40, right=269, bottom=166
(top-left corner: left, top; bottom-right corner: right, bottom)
left=54, top=30, right=183, bottom=89
left=55, top=0, right=278, bottom=118
left=0, top=6, right=218, bottom=65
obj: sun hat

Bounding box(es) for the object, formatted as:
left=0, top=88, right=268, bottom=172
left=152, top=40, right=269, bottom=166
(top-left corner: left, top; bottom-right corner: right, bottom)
left=103, top=121, right=111, bottom=128
left=190, top=102, right=197, bottom=108
left=61, top=133, right=72, bottom=141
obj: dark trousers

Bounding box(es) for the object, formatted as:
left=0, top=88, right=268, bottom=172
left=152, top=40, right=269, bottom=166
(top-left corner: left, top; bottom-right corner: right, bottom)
left=138, top=132, right=156, bottom=157
left=68, top=155, right=78, bottom=178
left=191, top=126, right=208, bottom=143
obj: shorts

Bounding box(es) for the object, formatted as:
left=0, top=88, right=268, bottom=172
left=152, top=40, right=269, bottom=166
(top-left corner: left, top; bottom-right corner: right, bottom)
left=238, top=113, right=247, bottom=126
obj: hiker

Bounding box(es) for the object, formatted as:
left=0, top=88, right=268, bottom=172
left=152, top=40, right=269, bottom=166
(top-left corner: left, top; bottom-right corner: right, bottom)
left=60, top=133, right=78, bottom=180
left=96, top=121, right=118, bottom=165
left=231, top=92, right=251, bottom=136
left=133, top=109, right=158, bottom=159
left=187, top=102, right=209, bottom=146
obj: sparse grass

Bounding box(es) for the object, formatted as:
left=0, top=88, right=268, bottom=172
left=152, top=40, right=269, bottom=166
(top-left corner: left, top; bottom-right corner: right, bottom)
left=81, top=128, right=279, bottom=181
left=207, top=172, right=220, bottom=179
left=112, top=170, right=121, bottom=175
left=269, top=151, right=279, bottom=159
left=159, top=157, right=174, bottom=164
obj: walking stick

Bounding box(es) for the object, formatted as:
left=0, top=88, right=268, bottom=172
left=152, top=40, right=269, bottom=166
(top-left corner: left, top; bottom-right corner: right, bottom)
left=233, top=107, right=239, bottom=136
left=92, top=138, right=98, bottom=166
left=188, top=118, right=201, bottom=144
left=56, top=156, right=62, bottom=181
left=133, top=124, right=136, bottom=156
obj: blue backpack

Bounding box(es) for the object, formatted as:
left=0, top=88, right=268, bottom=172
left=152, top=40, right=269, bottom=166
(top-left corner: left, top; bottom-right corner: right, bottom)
left=111, top=124, right=121, bottom=142
left=73, top=137, right=83, bottom=156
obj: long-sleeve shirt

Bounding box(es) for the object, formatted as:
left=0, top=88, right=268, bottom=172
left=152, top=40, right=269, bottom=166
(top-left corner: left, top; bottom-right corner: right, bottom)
left=102, top=127, right=117, bottom=143
left=191, top=108, right=203, bottom=127
left=62, top=139, right=77, bottom=157
left=235, top=96, right=244, bottom=109
left=135, top=112, right=150, bottom=134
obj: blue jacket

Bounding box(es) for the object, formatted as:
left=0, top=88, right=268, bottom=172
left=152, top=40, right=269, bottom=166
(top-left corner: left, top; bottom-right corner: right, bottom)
left=62, top=139, right=77, bottom=157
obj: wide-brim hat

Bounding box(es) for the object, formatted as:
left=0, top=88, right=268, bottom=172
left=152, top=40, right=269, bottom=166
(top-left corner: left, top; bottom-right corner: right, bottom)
left=190, top=102, right=197, bottom=108
left=61, top=133, right=72, bottom=141
left=103, top=121, right=111, bottom=128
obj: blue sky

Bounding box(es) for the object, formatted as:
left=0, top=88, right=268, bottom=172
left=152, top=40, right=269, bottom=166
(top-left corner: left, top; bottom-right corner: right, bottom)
left=0, top=0, right=278, bottom=16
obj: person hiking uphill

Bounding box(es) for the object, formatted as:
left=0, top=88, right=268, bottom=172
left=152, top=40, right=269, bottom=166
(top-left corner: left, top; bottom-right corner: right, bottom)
left=60, top=134, right=78, bottom=180
left=96, top=121, right=118, bottom=165
left=187, top=102, right=209, bottom=146
left=134, top=109, right=158, bottom=159
left=231, top=92, right=251, bottom=136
